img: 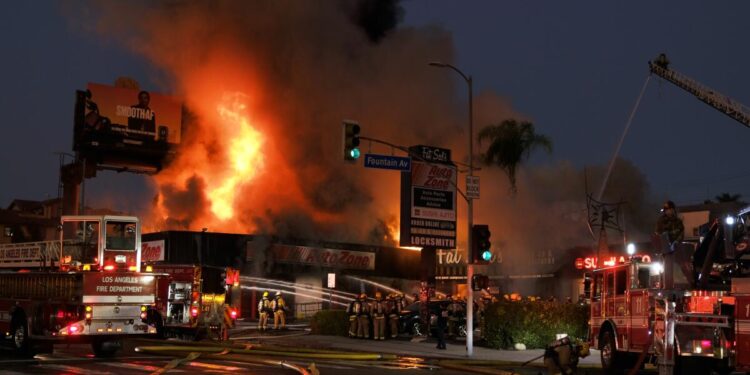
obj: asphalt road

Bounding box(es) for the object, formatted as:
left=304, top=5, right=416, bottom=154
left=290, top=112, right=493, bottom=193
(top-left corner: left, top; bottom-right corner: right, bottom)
left=0, top=333, right=656, bottom=375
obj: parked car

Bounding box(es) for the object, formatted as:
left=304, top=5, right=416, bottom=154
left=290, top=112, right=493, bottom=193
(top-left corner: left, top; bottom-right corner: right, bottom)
left=398, top=300, right=467, bottom=337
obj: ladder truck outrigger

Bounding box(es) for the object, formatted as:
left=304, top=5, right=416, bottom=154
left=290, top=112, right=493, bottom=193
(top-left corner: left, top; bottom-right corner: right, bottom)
left=0, top=215, right=159, bottom=357
left=589, top=55, right=750, bottom=374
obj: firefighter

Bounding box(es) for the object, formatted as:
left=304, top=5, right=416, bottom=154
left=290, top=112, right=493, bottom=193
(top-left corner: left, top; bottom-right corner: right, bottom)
left=371, top=292, right=387, bottom=340
left=656, top=200, right=684, bottom=246
left=387, top=294, right=400, bottom=338
left=346, top=294, right=362, bottom=338
left=446, top=294, right=463, bottom=338
left=272, top=291, right=287, bottom=330
left=357, top=293, right=371, bottom=339
left=543, top=336, right=590, bottom=375
left=257, top=291, right=273, bottom=331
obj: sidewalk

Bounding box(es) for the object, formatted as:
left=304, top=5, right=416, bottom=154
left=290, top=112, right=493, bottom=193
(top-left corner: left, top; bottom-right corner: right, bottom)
left=258, top=332, right=602, bottom=367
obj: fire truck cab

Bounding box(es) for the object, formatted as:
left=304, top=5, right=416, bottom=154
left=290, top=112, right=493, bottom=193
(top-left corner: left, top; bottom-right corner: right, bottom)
left=589, top=251, right=738, bottom=374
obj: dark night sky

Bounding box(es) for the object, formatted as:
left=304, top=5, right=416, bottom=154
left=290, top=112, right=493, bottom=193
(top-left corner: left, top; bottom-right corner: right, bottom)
left=2, top=1, right=750, bottom=212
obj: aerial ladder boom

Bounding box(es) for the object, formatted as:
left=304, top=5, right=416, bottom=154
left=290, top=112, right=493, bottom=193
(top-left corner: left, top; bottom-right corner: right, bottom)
left=649, top=53, right=750, bottom=128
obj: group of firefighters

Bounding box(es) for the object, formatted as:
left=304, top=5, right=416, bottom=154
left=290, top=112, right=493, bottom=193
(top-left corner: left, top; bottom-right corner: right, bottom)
left=346, top=292, right=407, bottom=340
left=257, top=290, right=288, bottom=331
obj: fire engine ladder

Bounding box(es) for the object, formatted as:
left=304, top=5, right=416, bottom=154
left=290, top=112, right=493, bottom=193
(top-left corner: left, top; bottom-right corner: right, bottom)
left=649, top=54, right=750, bottom=128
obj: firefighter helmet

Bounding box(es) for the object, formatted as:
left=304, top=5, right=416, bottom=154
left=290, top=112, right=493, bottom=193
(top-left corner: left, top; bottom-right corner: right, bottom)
left=662, top=200, right=676, bottom=211
left=263, top=291, right=269, bottom=298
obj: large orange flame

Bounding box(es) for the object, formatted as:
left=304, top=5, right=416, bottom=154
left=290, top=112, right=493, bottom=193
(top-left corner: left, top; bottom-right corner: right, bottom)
left=209, top=95, right=264, bottom=220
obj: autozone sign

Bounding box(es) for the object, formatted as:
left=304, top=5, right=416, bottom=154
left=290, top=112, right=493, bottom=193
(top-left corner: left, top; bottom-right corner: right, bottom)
left=141, top=240, right=165, bottom=262
left=272, top=244, right=375, bottom=270
left=400, top=145, right=457, bottom=249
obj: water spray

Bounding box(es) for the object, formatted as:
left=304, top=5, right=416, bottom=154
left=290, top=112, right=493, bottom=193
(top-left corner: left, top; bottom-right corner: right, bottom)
left=241, top=286, right=349, bottom=307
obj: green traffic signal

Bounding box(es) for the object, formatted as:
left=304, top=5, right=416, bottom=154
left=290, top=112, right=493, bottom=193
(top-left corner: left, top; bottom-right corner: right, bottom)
left=343, top=121, right=361, bottom=162
left=481, top=249, right=492, bottom=261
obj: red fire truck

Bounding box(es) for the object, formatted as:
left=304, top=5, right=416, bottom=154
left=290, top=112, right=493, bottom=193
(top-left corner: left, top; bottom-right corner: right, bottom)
left=588, top=219, right=750, bottom=374
left=0, top=215, right=158, bottom=357
left=144, top=264, right=239, bottom=341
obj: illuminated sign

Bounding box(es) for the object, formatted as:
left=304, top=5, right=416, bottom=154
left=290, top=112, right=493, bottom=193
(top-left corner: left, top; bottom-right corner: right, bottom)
left=574, top=255, right=652, bottom=269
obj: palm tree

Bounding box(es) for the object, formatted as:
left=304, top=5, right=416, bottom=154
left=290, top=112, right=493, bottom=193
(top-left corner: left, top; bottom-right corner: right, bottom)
left=715, top=192, right=742, bottom=203
left=477, top=119, right=552, bottom=194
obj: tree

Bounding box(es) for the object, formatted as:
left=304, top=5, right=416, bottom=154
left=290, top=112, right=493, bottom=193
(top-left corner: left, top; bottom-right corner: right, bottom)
left=715, top=193, right=742, bottom=203
left=477, top=119, right=552, bottom=194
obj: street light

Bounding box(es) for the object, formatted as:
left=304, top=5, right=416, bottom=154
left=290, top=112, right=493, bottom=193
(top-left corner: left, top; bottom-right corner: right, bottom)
left=429, top=60, right=475, bottom=357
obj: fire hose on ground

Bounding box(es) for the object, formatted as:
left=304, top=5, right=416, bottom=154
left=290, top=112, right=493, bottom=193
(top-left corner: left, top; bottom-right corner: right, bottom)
left=136, top=341, right=399, bottom=375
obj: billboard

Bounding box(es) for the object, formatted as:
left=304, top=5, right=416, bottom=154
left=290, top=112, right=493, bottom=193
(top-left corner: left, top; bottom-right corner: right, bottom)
left=400, top=145, right=457, bottom=248
left=73, top=83, right=183, bottom=171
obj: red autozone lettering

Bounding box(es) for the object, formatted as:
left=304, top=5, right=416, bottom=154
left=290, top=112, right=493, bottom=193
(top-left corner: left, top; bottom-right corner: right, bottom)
left=338, top=251, right=369, bottom=268
left=422, top=166, right=453, bottom=190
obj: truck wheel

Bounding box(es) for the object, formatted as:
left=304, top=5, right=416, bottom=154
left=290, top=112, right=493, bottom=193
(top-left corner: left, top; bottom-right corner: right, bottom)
left=91, top=339, right=121, bottom=358
left=10, top=320, right=33, bottom=358
left=600, top=330, right=623, bottom=374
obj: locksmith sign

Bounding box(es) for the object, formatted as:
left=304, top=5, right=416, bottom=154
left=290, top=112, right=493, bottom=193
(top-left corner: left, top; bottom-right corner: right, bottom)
left=400, top=145, right=457, bottom=248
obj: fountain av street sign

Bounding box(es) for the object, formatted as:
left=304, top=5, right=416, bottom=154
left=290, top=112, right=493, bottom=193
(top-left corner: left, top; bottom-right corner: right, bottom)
left=364, top=153, right=411, bottom=171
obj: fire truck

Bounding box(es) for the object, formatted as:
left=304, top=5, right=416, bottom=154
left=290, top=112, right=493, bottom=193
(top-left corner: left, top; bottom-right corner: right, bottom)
left=587, top=54, right=750, bottom=374
left=138, top=232, right=242, bottom=341
left=0, top=215, right=158, bottom=357
left=144, top=264, right=240, bottom=341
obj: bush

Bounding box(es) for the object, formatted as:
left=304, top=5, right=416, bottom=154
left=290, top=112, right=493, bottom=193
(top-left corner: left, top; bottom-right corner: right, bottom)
left=310, top=310, right=349, bottom=336
left=483, top=301, right=589, bottom=349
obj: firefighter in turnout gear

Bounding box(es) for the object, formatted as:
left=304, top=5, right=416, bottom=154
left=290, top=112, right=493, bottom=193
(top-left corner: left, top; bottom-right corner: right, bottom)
left=272, top=291, right=287, bottom=330
left=258, top=291, right=273, bottom=331
left=656, top=200, right=684, bottom=246
left=357, top=293, right=371, bottom=338
left=347, top=294, right=363, bottom=338
left=387, top=293, right=402, bottom=338
left=447, top=294, right=464, bottom=338
left=371, top=292, right=387, bottom=340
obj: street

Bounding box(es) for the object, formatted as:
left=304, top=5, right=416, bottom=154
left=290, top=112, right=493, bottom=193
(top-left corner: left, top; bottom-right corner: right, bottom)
left=0, top=324, right=658, bottom=375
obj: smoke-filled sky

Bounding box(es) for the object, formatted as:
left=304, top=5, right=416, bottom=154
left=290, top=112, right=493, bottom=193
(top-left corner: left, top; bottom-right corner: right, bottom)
left=1, top=1, right=750, bottom=255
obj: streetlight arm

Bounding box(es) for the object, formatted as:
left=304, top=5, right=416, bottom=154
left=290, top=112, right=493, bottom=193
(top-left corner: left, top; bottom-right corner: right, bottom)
left=428, top=61, right=470, bottom=83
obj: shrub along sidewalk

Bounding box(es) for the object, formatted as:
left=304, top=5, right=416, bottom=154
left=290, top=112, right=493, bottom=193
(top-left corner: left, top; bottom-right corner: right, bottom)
left=482, top=301, right=589, bottom=349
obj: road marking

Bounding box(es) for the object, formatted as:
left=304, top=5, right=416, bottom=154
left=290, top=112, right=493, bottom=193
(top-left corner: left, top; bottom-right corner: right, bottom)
left=188, top=361, right=243, bottom=371
left=34, top=364, right=114, bottom=374
left=100, top=361, right=184, bottom=373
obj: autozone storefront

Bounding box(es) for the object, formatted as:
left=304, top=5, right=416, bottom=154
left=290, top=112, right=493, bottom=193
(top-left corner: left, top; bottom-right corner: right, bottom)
left=244, top=242, right=421, bottom=319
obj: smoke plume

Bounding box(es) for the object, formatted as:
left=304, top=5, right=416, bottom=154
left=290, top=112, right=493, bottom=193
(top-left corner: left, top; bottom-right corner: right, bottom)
left=71, top=1, right=658, bottom=261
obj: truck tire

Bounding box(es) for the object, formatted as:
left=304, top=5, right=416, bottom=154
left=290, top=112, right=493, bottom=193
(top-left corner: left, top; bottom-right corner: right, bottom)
left=600, top=330, right=624, bottom=374
left=91, top=338, right=121, bottom=358
left=10, top=319, right=33, bottom=358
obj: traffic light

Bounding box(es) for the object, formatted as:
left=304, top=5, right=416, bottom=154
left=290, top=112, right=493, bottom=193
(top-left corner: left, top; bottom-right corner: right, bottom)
left=342, top=121, right=361, bottom=162
left=471, top=224, right=492, bottom=264
left=471, top=274, right=489, bottom=291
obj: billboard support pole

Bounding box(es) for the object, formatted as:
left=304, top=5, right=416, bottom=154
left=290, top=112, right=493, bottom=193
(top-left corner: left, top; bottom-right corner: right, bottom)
left=80, top=157, right=86, bottom=215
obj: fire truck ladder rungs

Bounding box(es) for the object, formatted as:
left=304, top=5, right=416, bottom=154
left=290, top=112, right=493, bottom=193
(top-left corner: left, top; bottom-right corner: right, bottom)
left=649, top=61, right=750, bottom=128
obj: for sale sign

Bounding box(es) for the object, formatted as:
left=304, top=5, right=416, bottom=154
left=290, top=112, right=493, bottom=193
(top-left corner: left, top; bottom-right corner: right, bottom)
left=400, top=145, right=457, bottom=248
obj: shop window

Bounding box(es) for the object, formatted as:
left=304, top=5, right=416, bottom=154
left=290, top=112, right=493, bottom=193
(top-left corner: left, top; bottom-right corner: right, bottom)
left=605, top=272, right=615, bottom=296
